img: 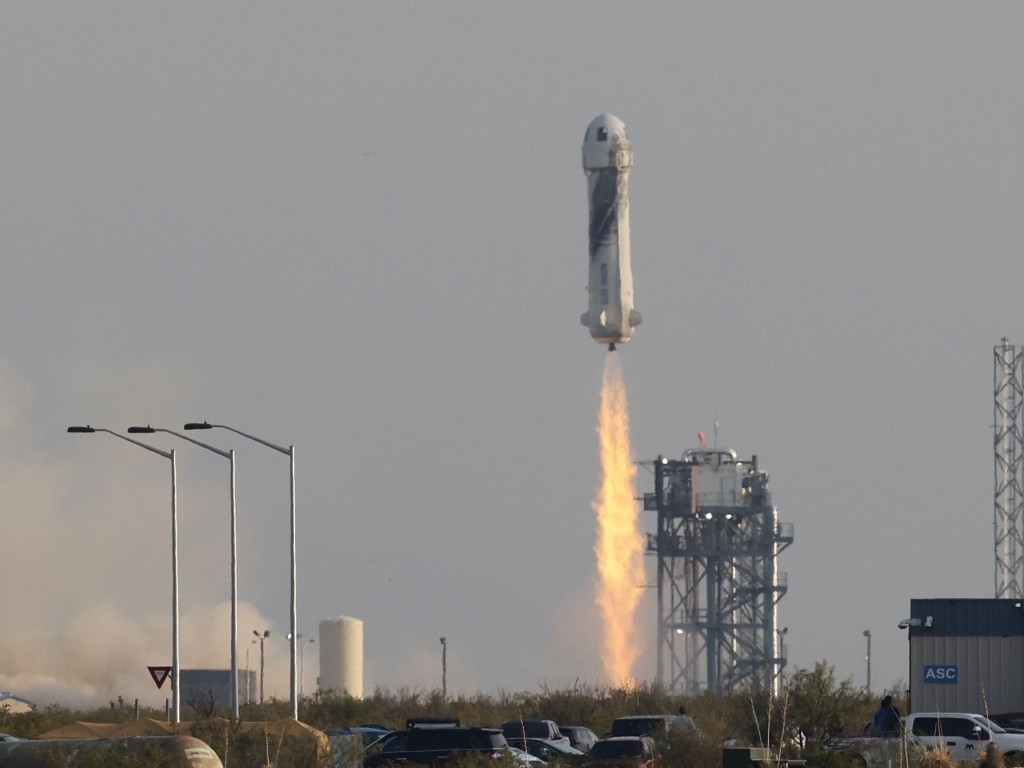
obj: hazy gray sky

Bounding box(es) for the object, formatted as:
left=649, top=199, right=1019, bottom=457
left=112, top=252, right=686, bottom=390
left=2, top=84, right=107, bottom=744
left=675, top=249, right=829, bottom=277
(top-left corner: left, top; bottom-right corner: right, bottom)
left=2, top=3, right=1022, bottom=709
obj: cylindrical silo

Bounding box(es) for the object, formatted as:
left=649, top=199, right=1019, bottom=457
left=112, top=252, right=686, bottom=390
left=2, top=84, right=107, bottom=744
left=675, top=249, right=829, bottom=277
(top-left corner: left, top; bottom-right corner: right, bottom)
left=318, top=616, right=364, bottom=698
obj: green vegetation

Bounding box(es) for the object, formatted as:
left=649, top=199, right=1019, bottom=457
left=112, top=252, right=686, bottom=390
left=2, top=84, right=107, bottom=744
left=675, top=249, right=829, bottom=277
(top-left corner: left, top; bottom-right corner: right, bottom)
left=55, top=740, right=180, bottom=768
left=0, top=662, right=908, bottom=768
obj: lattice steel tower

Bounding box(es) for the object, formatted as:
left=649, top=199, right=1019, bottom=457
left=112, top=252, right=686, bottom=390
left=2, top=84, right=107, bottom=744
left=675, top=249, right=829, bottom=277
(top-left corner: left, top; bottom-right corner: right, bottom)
left=643, top=449, right=793, bottom=695
left=994, top=339, right=1024, bottom=599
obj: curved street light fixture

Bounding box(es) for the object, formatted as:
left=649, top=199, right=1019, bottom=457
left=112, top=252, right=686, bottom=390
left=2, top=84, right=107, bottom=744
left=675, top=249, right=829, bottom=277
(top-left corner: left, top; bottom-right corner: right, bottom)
left=253, top=629, right=270, bottom=705
left=67, top=426, right=181, bottom=724
left=129, top=425, right=240, bottom=721
left=185, top=421, right=298, bottom=720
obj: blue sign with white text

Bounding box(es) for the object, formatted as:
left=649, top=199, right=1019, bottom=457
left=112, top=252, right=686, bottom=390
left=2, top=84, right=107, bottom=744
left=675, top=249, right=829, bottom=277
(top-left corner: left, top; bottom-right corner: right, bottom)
left=924, top=665, right=958, bottom=683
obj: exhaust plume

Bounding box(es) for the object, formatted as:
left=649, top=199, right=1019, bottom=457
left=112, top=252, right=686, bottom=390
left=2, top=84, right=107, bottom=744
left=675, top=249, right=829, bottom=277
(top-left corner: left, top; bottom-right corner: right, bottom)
left=592, top=353, right=645, bottom=685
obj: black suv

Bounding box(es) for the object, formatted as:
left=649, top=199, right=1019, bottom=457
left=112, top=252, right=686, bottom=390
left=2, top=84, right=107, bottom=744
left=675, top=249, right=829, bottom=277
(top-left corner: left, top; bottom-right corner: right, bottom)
left=608, top=717, right=671, bottom=739
left=499, top=720, right=569, bottom=745
left=364, top=727, right=510, bottom=768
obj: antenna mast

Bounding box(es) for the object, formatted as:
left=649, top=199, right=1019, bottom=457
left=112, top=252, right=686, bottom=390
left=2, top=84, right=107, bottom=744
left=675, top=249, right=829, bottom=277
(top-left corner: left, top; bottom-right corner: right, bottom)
left=994, top=338, right=1024, bottom=598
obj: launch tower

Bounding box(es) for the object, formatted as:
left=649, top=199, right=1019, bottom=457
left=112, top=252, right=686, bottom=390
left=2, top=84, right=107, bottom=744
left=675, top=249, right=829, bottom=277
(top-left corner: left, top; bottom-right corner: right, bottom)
left=643, top=449, right=793, bottom=695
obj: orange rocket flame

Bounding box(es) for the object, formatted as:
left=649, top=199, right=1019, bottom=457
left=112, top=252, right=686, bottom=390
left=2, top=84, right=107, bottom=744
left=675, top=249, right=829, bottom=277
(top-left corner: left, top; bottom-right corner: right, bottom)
left=593, top=353, right=645, bottom=685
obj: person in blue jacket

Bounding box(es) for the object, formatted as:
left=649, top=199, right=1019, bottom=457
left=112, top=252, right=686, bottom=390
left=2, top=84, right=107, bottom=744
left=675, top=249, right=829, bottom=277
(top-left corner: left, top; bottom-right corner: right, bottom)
left=872, top=695, right=901, bottom=736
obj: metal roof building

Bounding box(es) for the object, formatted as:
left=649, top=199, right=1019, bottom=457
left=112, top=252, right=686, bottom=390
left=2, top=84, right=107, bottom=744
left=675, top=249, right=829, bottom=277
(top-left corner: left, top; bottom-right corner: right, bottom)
left=906, top=598, right=1024, bottom=716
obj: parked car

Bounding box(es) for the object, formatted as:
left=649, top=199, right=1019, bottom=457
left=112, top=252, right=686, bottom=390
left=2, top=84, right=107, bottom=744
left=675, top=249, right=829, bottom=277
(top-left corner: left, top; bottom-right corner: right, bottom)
left=324, top=725, right=390, bottom=747
left=407, top=717, right=461, bottom=729
left=585, top=736, right=659, bottom=768
left=507, top=745, right=549, bottom=766
left=609, top=716, right=672, bottom=740
left=832, top=712, right=1024, bottom=768
left=364, top=726, right=511, bottom=768
left=505, top=737, right=585, bottom=763
left=559, top=726, right=599, bottom=753
left=501, top=720, right=570, bottom=747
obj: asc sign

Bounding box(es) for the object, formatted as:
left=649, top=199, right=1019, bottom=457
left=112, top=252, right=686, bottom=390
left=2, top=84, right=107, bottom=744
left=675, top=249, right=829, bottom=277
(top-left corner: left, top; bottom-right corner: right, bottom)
left=924, top=664, right=958, bottom=684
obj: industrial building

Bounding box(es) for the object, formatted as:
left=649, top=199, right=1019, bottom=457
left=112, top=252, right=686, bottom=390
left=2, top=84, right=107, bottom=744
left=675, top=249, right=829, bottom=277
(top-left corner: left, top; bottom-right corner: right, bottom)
left=894, top=347, right=1024, bottom=716
left=904, top=598, right=1024, bottom=716
left=643, top=449, right=792, bottom=695
left=179, top=669, right=255, bottom=711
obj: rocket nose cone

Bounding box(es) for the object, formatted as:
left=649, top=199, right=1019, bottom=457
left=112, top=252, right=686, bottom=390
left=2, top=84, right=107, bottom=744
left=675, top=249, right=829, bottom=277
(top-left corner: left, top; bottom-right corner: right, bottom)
left=585, top=113, right=627, bottom=140
left=582, top=113, right=631, bottom=170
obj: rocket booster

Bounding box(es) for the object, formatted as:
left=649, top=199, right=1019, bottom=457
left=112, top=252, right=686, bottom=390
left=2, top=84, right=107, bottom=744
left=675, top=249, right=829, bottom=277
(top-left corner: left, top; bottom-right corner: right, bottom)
left=581, top=113, right=640, bottom=350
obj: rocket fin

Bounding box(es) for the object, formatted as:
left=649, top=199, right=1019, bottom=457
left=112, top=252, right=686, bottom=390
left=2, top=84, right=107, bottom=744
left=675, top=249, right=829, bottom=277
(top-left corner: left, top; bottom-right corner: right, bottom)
left=629, top=309, right=642, bottom=327
left=580, top=311, right=590, bottom=327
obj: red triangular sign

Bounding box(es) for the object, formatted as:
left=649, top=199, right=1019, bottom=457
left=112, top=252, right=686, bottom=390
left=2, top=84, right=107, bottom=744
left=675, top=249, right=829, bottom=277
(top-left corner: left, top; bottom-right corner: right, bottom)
left=148, top=666, right=172, bottom=689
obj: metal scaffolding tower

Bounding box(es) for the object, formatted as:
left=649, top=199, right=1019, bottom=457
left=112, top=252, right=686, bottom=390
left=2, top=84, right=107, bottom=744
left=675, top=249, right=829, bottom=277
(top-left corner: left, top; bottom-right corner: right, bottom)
left=643, top=449, right=792, bottom=695
left=994, top=339, right=1024, bottom=599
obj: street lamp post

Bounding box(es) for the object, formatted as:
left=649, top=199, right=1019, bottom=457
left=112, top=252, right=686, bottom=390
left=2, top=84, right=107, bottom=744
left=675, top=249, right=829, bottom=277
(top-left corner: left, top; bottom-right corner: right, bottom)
left=245, top=639, right=258, bottom=705
left=254, top=629, right=270, bottom=705
left=67, top=426, right=181, bottom=724
left=440, top=637, right=447, bottom=702
left=864, top=630, right=872, bottom=692
left=300, top=638, right=315, bottom=699
left=185, top=421, right=298, bottom=719
left=129, top=426, right=240, bottom=722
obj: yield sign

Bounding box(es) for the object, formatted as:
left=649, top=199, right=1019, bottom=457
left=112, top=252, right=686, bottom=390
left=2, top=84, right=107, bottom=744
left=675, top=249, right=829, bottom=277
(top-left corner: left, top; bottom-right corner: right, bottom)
left=148, top=666, right=172, bottom=689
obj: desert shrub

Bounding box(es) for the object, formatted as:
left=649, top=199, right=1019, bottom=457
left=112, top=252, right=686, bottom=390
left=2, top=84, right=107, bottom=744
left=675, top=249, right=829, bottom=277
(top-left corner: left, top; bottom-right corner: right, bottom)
left=661, top=727, right=720, bottom=768
left=2, top=665, right=907, bottom=767
left=303, top=690, right=377, bottom=729
left=687, top=691, right=758, bottom=746
left=915, top=747, right=958, bottom=768
left=0, top=703, right=74, bottom=739
left=186, top=719, right=329, bottom=768
left=238, top=697, right=291, bottom=723
left=533, top=682, right=605, bottom=728
left=187, top=720, right=242, bottom=766
left=21, top=740, right=178, bottom=768
left=68, top=741, right=179, bottom=768
left=785, top=662, right=870, bottom=744
left=979, top=743, right=1006, bottom=768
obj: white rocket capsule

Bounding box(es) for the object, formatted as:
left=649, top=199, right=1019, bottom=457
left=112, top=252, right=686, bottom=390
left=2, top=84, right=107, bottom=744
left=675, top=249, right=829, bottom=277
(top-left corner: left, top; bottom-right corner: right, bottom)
left=581, top=113, right=641, bottom=351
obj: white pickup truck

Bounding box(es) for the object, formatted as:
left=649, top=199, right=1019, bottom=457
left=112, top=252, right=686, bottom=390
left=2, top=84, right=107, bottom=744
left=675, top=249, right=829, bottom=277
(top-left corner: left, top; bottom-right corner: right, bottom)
left=828, top=712, right=1024, bottom=767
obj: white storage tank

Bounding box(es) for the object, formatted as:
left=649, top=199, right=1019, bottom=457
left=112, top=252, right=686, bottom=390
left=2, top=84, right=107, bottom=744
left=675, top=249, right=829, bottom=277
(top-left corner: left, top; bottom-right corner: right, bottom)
left=318, top=616, right=364, bottom=698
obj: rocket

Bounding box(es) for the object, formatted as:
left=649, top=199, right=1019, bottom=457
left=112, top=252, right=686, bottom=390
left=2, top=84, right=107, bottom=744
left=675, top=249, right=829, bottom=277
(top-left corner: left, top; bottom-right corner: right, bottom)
left=581, top=113, right=641, bottom=351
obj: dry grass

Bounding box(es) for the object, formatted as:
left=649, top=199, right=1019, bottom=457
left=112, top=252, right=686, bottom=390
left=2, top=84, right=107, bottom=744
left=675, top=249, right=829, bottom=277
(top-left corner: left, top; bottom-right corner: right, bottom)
left=913, top=747, right=958, bottom=768
left=979, top=743, right=1006, bottom=768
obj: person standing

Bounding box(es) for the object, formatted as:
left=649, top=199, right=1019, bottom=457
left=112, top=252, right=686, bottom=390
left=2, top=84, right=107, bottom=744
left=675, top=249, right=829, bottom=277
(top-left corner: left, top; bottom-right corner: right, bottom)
left=671, top=706, right=696, bottom=733
left=872, top=695, right=901, bottom=736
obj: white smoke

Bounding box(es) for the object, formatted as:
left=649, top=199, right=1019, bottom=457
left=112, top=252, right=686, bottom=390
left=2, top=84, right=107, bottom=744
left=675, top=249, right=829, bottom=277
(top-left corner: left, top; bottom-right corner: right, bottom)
left=0, top=353, right=292, bottom=710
